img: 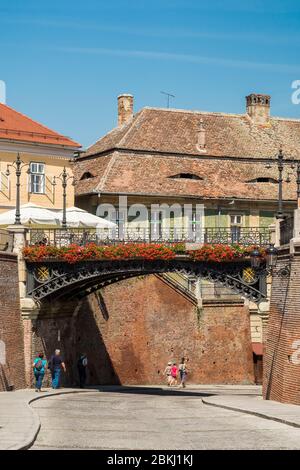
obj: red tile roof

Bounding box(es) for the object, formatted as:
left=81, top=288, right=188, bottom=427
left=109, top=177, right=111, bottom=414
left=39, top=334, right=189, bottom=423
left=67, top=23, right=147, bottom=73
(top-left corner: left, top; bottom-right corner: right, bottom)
left=83, top=107, right=300, bottom=159
left=0, top=102, right=81, bottom=148
left=74, top=150, right=299, bottom=201
left=74, top=105, right=300, bottom=201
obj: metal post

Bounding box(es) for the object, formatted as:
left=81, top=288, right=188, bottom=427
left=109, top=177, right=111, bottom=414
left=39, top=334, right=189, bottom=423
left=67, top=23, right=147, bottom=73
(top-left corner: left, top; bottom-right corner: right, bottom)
left=14, top=153, right=22, bottom=225
left=276, top=149, right=284, bottom=219
left=62, top=167, right=67, bottom=229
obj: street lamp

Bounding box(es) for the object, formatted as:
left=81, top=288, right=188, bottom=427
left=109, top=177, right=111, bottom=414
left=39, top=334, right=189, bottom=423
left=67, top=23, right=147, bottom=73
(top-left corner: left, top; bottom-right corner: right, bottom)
left=276, top=148, right=284, bottom=219
left=265, top=244, right=278, bottom=269
left=250, top=248, right=261, bottom=269
left=52, top=167, right=75, bottom=229
left=5, top=153, right=30, bottom=225
left=266, top=148, right=300, bottom=218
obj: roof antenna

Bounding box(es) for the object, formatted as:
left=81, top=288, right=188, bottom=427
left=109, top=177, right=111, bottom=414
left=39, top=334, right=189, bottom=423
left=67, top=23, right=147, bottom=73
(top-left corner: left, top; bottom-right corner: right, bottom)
left=160, top=91, right=175, bottom=108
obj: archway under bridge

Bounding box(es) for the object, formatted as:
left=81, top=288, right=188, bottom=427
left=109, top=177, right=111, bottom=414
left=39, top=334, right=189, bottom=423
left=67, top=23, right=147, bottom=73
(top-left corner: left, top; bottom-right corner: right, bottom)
left=26, top=257, right=267, bottom=304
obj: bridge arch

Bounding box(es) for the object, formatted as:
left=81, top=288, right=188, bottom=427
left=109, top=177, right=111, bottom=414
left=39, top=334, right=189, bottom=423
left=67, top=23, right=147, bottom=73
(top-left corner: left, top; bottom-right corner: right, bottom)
left=26, top=258, right=267, bottom=304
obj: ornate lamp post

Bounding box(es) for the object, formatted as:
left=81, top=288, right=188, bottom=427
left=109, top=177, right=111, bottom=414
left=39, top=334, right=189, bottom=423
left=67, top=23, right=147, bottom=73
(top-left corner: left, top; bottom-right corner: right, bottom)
left=276, top=148, right=284, bottom=219
left=5, top=153, right=30, bottom=225
left=52, top=167, right=74, bottom=229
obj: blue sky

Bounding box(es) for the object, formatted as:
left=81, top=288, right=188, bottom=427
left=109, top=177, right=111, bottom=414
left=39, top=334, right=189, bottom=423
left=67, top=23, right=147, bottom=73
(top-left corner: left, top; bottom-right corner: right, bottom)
left=1, top=0, right=300, bottom=148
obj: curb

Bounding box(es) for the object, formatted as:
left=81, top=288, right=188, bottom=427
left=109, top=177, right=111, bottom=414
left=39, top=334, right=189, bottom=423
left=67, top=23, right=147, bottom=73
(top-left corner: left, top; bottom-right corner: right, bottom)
left=10, top=389, right=102, bottom=451
left=201, top=397, right=300, bottom=429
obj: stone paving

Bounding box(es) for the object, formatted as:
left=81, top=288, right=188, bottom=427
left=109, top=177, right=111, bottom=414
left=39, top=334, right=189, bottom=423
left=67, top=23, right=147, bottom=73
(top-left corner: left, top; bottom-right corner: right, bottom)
left=1, top=385, right=300, bottom=450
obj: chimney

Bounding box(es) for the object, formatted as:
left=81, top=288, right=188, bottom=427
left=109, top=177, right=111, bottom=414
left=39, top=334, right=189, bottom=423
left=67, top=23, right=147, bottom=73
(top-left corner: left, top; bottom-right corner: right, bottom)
left=118, top=94, right=134, bottom=126
left=246, top=93, right=271, bottom=125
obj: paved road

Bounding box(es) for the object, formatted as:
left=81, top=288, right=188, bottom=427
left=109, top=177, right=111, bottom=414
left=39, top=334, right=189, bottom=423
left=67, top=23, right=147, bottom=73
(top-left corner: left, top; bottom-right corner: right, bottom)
left=31, top=388, right=300, bottom=450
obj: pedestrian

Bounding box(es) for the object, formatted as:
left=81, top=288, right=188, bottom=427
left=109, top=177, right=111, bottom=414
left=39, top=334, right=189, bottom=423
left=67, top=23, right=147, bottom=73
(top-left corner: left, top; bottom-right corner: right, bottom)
left=170, top=362, right=178, bottom=386
left=179, top=357, right=187, bottom=388
left=77, top=353, right=88, bottom=388
left=32, top=353, right=47, bottom=392
left=163, top=361, right=172, bottom=386
left=48, top=349, right=66, bottom=389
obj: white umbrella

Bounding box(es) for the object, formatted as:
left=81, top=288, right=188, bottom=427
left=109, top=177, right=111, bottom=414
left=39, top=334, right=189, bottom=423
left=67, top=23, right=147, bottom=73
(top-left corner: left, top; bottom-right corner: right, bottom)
left=56, top=206, right=117, bottom=228
left=0, top=203, right=60, bottom=226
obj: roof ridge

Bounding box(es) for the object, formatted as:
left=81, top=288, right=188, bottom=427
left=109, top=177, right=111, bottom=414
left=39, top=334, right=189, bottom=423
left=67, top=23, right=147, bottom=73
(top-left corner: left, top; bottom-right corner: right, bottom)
left=85, top=122, right=126, bottom=152
left=0, top=102, right=80, bottom=147
left=95, top=152, right=118, bottom=192
left=118, top=109, right=145, bottom=147
left=142, top=106, right=245, bottom=118
left=142, top=106, right=300, bottom=123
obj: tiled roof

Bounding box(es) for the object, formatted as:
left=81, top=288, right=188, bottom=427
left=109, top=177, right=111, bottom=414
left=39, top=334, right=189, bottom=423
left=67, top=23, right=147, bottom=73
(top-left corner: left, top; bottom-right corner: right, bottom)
left=75, top=150, right=298, bottom=201
left=0, top=103, right=81, bottom=148
left=75, top=105, right=300, bottom=201
left=83, top=107, right=300, bottom=159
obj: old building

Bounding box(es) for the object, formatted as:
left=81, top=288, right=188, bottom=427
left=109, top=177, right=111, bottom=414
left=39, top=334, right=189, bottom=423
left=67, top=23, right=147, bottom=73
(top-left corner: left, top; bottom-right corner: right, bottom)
left=0, top=102, right=80, bottom=214
left=72, top=93, right=300, bottom=385
left=0, top=101, right=80, bottom=391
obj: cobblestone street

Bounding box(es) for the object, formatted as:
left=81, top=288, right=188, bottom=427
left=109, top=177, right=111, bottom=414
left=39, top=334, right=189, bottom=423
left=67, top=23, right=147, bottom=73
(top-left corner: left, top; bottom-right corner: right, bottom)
left=30, top=388, right=300, bottom=450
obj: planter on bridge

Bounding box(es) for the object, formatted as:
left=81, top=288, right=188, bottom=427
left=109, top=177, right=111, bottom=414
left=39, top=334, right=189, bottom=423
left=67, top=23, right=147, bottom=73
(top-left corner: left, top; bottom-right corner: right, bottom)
left=22, top=242, right=264, bottom=264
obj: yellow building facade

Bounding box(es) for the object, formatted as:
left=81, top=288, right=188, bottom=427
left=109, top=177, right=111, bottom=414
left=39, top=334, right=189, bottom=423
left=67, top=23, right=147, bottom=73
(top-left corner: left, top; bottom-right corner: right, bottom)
left=0, top=102, right=80, bottom=215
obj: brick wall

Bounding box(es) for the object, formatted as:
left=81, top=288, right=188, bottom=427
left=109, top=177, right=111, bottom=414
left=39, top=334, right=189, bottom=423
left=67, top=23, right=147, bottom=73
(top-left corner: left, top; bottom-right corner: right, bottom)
left=33, top=275, right=254, bottom=386
left=0, top=252, right=26, bottom=391
left=263, top=249, right=300, bottom=404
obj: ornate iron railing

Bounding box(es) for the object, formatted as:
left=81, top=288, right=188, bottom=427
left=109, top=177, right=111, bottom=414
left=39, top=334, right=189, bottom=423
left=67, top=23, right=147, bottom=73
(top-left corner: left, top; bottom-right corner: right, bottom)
left=0, top=229, right=12, bottom=252
left=27, top=226, right=271, bottom=248
left=280, top=217, right=294, bottom=245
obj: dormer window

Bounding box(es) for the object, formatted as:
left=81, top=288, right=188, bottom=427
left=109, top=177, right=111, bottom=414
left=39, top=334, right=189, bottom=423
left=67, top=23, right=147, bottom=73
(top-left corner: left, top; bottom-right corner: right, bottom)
left=80, top=171, right=95, bottom=180
left=246, top=177, right=278, bottom=183
left=169, top=173, right=203, bottom=180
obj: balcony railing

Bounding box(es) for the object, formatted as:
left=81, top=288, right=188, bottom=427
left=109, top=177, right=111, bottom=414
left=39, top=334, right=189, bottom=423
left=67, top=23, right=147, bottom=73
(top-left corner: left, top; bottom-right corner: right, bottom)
left=27, top=226, right=271, bottom=248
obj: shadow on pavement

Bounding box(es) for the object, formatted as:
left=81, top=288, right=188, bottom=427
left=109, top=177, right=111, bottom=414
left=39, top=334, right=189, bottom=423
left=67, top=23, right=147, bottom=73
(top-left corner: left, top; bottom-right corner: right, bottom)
left=61, top=385, right=215, bottom=398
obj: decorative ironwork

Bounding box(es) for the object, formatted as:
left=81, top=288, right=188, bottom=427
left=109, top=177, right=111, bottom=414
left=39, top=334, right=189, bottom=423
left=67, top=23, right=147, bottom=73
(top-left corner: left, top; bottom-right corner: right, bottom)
left=27, top=226, right=271, bottom=248
left=26, top=257, right=267, bottom=304
left=203, top=227, right=270, bottom=246
left=34, top=266, right=51, bottom=282
left=240, top=267, right=258, bottom=285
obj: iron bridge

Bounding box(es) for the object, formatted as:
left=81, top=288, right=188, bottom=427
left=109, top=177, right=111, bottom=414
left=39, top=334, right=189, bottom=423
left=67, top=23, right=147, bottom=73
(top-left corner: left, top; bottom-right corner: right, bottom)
left=26, top=257, right=267, bottom=304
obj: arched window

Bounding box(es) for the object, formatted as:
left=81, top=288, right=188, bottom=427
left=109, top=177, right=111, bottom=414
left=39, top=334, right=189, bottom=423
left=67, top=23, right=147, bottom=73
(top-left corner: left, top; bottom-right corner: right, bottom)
left=80, top=171, right=95, bottom=180
left=169, top=173, right=203, bottom=180
left=246, top=177, right=278, bottom=183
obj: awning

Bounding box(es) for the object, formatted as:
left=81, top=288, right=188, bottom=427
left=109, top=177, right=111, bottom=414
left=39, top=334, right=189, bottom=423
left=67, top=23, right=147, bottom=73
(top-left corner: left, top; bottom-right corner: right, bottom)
left=252, top=342, right=263, bottom=356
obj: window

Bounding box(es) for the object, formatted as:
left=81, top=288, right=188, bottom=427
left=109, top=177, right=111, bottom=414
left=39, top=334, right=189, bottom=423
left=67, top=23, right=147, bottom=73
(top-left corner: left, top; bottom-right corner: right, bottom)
left=230, top=214, right=243, bottom=243
left=169, top=173, right=203, bottom=180
left=246, top=177, right=278, bottom=183
left=30, top=162, right=45, bottom=194
left=80, top=171, right=94, bottom=180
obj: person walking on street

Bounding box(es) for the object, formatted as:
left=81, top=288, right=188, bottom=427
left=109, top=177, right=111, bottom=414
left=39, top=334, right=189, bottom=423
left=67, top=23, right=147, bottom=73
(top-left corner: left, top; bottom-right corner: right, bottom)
left=77, top=353, right=88, bottom=388
left=48, top=349, right=66, bottom=389
left=179, top=357, right=187, bottom=388
left=170, top=362, right=178, bottom=386
left=32, top=353, right=47, bottom=392
left=164, top=361, right=172, bottom=386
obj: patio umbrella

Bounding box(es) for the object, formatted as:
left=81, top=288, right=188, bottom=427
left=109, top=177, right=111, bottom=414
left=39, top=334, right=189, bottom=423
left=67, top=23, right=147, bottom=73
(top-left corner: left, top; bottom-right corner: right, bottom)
left=0, top=203, right=60, bottom=226
left=55, top=206, right=117, bottom=228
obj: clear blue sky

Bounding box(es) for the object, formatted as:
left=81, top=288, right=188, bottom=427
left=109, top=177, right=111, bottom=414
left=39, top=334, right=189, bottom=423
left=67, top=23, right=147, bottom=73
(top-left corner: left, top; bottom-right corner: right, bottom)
left=1, top=0, right=300, bottom=148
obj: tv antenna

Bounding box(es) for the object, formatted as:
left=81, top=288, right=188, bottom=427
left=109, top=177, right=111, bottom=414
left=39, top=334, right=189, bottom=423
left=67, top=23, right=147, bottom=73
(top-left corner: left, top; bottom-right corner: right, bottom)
left=160, top=91, right=175, bottom=108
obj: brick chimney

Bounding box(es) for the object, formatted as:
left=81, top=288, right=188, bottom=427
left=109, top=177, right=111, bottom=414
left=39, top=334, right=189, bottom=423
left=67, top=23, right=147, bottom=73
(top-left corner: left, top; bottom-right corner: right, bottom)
left=246, top=93, right=271, bottom=125
left=118, top=94, right=134, bottom=126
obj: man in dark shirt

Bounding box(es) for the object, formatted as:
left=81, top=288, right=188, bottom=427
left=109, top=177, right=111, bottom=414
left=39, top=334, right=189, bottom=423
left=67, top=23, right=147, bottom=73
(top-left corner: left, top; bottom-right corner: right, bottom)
left=49, top=349, right=66, bottom=389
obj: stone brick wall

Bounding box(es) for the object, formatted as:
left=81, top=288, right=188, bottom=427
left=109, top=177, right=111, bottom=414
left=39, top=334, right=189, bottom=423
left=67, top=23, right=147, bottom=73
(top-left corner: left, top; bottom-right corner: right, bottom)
left=263, top=248, right=300, bottom=404
left=0, top=252, right=26, bottom=391
left=32, top=275, right=254, bottom=386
